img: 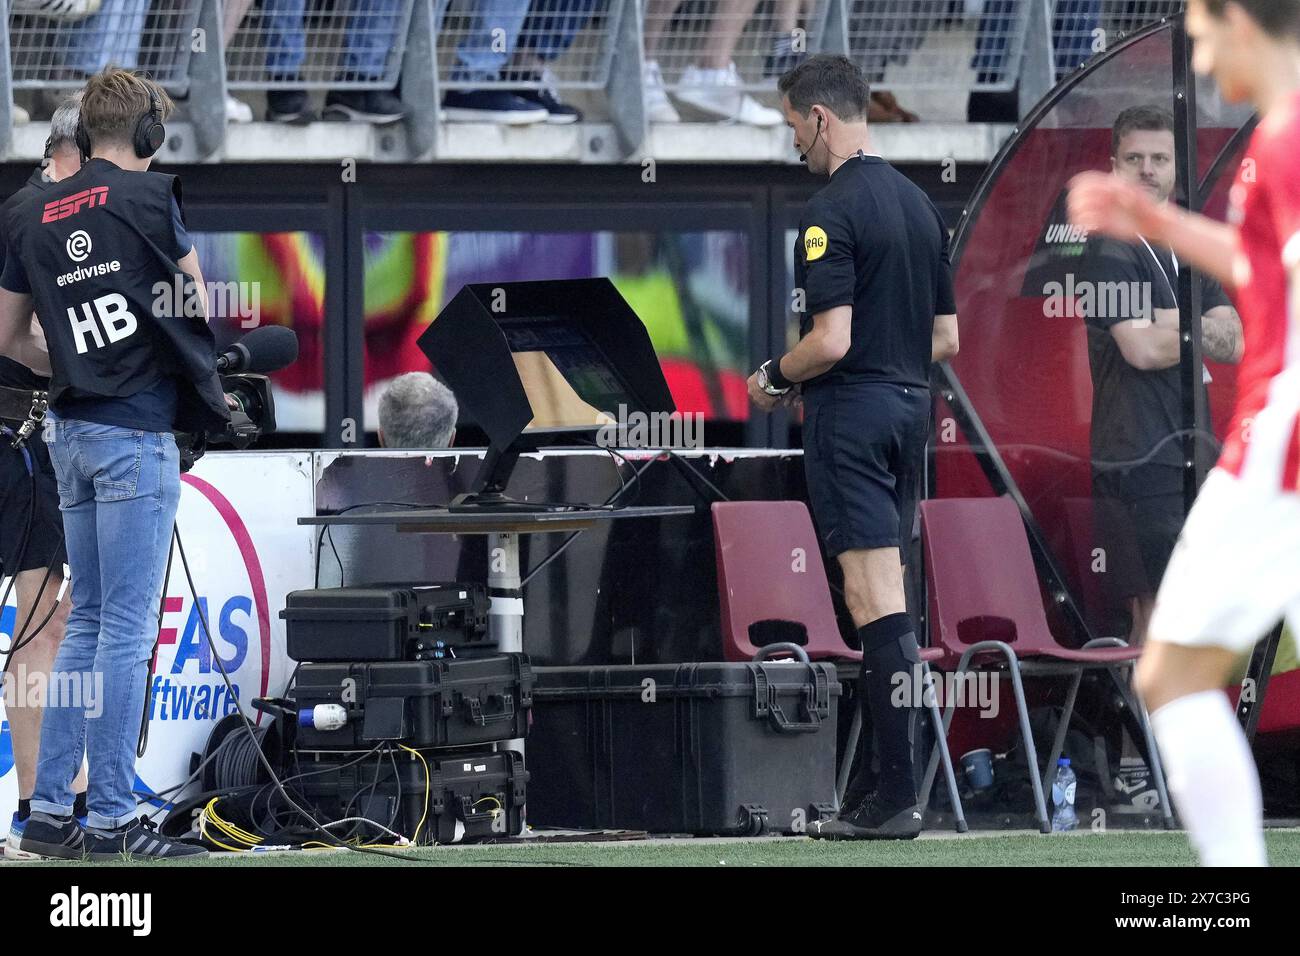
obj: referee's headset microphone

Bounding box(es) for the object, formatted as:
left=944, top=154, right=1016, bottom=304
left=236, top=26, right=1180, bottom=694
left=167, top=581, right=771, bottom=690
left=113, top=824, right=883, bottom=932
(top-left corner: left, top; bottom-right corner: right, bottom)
left=798, top=113, right=823, bottom=164
left=74, top=86, right=166, bottom=163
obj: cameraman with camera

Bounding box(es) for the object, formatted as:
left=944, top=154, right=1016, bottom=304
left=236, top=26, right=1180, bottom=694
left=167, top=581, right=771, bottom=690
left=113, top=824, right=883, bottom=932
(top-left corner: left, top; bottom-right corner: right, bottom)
left=0, top=93, right=92, bottom=859
left=0, top=67, right=229, bottom=860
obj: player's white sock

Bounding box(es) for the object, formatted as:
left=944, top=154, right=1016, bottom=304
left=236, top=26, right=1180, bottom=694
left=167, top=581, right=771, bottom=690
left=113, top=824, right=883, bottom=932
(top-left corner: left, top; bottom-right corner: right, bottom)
left=1149, top=690, right=1267, bottom=866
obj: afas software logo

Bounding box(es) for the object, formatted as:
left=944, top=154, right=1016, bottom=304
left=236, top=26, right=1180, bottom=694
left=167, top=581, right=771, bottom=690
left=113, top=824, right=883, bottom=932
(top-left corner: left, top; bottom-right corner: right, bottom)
left=147, top=474, right=272, bottom=725
left=0, top=472, right=274, bottom=809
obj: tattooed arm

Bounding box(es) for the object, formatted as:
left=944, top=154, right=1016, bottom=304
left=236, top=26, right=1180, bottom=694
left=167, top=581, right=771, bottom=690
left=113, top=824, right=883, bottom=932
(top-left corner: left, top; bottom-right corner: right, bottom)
left=1201, top=305, right=1243, bottom=364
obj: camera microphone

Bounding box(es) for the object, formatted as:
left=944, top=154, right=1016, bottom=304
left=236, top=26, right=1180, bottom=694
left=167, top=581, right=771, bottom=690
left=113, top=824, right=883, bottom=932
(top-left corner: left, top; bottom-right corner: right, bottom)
left=216, top=325, right=299, bottom=374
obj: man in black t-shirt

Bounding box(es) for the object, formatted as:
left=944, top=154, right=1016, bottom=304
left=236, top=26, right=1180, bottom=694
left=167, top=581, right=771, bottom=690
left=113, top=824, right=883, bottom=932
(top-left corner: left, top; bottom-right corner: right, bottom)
left=1077, top=105, right=1241, bottom=812
left=748, top=55, right=959, bottom=840
left=0, top=68, right=226, bottom=862
left=0, top=93, right=90, bottom=859
left=1079, top=106, right=1242, bottom=644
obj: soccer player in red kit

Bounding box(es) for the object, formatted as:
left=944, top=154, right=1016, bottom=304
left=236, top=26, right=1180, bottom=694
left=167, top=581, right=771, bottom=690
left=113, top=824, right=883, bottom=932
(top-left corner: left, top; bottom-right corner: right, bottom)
left=1069, top=0, right=1300, bottom=866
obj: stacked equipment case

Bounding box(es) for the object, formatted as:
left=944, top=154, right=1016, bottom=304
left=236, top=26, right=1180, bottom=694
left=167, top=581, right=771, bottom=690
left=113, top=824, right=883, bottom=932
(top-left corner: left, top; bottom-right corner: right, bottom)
left=281, top=584, right=531, bottom=843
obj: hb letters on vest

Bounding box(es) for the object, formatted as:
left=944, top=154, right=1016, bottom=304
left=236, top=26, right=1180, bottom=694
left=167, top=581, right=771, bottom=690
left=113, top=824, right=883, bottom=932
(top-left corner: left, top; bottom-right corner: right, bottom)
left=69, top=292, right=137, bottom=354
left=4, top=158, right=229, bottom=433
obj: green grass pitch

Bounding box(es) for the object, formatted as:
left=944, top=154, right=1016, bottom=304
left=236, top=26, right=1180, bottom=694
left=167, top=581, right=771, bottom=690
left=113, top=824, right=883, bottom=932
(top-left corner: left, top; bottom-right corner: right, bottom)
left=24, top=829, right=1300, bottom=867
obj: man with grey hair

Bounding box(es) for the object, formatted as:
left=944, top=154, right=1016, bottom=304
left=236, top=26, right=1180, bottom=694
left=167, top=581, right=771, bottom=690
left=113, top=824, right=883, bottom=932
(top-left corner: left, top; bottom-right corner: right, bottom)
left=43, top=91, right=84, bottom=182
left=0, top=90, right=87, bottom=858
left=377, top=372, right=458, bottom=448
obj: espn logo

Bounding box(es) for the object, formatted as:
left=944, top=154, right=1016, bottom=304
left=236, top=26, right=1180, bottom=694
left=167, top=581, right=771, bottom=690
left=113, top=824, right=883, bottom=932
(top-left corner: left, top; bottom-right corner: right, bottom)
left=41, top=186, right=109, bottom=223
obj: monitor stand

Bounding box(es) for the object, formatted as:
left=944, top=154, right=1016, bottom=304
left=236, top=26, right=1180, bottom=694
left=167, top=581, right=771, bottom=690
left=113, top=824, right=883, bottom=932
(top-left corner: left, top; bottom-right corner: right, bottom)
left=450, top=444, right=560, bottom=513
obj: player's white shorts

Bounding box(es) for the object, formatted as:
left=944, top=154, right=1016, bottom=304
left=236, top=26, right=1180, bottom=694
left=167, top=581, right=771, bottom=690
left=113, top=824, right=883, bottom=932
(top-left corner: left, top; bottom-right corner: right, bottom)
left=1148, top=467, right=1300, bottom=652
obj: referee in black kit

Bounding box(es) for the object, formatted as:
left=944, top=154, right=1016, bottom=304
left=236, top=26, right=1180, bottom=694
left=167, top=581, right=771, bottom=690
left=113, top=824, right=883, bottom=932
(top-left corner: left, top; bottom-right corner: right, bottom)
left=748, top=54, right=958, bottom=840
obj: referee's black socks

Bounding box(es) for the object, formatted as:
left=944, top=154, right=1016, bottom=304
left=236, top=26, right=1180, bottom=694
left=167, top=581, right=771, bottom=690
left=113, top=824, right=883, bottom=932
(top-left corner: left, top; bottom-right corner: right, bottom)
left=858, top=612, right=922, bottom=808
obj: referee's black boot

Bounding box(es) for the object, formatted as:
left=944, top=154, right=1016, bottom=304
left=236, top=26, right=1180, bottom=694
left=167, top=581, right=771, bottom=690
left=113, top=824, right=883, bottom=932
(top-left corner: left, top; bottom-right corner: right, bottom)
left=809, top=793, right=923, bottom=841
left=18, top=811, right=84, bottom=860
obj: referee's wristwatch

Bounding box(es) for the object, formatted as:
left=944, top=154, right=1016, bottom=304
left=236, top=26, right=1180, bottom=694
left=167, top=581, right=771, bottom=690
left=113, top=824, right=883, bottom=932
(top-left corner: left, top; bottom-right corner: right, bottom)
left=757, top=359, right=791, bottom=396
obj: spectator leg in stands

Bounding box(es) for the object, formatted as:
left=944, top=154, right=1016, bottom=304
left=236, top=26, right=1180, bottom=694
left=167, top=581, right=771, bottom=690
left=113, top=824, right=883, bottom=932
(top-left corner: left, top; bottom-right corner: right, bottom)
left=1053, top=0, right=1102, bottom=80
left=765, top=0, right=810, bottom=77
left=642, top=0, right=680, bottom=122
left=60, top=0, right=148, bottom=76
left=665, top=0, right=783, bottom=127
left=262, top=0, right=317, bottom=122
left=502, top=0, right=596, bottom=124
left=845, top=0, right=919, bottom=123
left=222, top=0, right=257, bottom=122
left=323, top=0, right=409, bottom=124
left=443, top=0, right=548, bottom=124
left=967, top=0, right=1018, bottom=122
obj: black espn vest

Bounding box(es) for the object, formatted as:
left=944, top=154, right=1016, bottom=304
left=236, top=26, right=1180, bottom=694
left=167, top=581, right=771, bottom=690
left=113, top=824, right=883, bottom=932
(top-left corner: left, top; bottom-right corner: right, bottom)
left=4, top=158, right=229, bottom=433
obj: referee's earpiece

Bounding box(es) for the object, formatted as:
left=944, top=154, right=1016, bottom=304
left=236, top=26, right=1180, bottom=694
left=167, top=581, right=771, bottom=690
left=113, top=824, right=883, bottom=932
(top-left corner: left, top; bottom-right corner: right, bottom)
left=132, top=87, right=166, bottom=159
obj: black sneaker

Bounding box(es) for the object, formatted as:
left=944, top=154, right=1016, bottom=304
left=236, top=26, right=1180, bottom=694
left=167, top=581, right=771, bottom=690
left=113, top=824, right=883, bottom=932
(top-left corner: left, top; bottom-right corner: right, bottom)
left=85, top=816, right=209, bottom=861
left=809, top=793, right=923, bottom=841
left=267, top=88, right=316, bottom=124
left=442, top=89, right=548, bottom=125
left=323, top=89, right=407, bottom=124
left=508, top=71, right=582, bottom=125
left=1113, top=758, right=1161, bottom=812
left=18, top=811, right=84, bottom=860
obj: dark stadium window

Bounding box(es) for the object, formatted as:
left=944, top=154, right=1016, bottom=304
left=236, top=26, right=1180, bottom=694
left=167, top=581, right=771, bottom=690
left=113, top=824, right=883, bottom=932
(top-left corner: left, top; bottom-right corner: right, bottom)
left=360, top=230, right=753, bottom=439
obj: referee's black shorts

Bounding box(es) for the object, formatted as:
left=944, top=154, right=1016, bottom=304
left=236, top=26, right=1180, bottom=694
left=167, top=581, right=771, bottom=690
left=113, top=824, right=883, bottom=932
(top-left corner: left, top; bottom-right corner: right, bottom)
left=0, top=424, right=67, bottom=576
left=803, top=381, right=929, bottom=558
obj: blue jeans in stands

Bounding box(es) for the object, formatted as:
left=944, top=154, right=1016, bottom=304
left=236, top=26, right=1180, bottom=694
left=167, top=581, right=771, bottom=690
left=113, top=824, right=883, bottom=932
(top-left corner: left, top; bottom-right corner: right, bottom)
left=449, top=0, right=531, bottom=83
left=516, top=0, right=600, bottom=63
left=264, top=0, right=404, bottom=81
left=972, top=0, right=1101, bottom=84
left=61, top=0, right=148, bottom=74
left=29, top=417, right=180, bottom=830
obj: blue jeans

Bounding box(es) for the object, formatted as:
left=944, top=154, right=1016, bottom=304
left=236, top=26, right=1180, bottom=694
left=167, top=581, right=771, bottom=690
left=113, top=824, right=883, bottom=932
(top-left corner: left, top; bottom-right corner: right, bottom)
left=31, top=417, right=180, bottom=830
left=516, top=0, right=599, bottom=62
left=264, top=0, right=404, bottom=80
left=449, top=0, right=531, bottom=83
left=61, top=0, right=148, bottom=74
left=1053, top=0, right=1102, bottom=78
left=972, top=0, right=1101, bottom=83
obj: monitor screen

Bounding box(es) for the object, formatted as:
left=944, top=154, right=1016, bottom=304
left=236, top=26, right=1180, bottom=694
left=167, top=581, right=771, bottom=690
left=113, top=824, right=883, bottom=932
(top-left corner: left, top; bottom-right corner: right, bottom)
left=500, top=316, right=642, bottom=428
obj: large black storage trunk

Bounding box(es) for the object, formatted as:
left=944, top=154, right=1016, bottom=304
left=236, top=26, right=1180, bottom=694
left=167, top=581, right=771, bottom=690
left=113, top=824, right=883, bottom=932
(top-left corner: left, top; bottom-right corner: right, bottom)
left=528, top=662, right=841, bottom=835
left=294, top=748, right=527, bottom=844
left=291, top=655, right=532, bottom=749
left=281, top=584, right=492, bottom=663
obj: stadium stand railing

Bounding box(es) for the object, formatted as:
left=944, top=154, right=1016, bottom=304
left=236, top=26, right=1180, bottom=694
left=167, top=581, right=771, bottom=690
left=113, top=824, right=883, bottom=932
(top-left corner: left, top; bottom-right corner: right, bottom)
left=10, top=0, right=204, bottom=94
left=0, top=0, right=1185, bottom=161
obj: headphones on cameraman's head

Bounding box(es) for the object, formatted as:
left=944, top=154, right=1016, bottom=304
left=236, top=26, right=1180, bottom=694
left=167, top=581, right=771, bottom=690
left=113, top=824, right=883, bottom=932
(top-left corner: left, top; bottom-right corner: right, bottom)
left=73, top=84, right=166, bottom=162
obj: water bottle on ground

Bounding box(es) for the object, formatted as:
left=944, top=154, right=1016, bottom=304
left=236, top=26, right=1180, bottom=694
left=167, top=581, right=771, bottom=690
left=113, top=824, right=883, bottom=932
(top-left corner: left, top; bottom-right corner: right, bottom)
left=1051, top=757, right=1078, bottom=832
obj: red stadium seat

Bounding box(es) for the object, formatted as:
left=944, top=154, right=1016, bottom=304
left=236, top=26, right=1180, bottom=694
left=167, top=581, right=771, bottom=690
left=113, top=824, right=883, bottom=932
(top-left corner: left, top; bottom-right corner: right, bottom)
left=918, top=496, right=1175, bottom=832
left=711, top=500, right=966, bottom=831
